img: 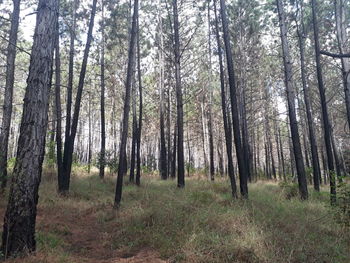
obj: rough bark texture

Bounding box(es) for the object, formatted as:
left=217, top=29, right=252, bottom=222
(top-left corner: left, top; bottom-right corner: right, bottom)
left=277, top=0, right=308, bottom=200
left=0, top=0, right=21, bottom=191
left=220, top=0, right=248, bottom=198
left=173, top=0, right=185, bottom=188
left=1, top=0, right=58, bottom=257
left=114, top=0, right=139, bottom=207
left=213, top=0, right=237, bottom=198
left=311, top=0, right=336, bottom=204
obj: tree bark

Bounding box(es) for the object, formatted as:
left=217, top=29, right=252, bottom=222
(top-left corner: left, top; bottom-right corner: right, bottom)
left=311, top=0, right=336, bottom=204
left=277, top=0, right=308, bottom=199
left=214, top=0, right=237, bottom=197
left=1, top=0, right=58, bottom=256
left=0, top=0, right=21, bottom=191
left=173, top=0, right=185, bottom=188
left=61, top=0, right=98, bottom=193
left=99, top=0, right=106, bottom=179
left=114, top=0, right=139, bottom=207
left=220, top=0, right=248, bottom=198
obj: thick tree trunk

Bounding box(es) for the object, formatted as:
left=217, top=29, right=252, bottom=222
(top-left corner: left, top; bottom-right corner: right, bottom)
left=61, top=0, right=98, bottom=193
left=173, top=0, right=185, bottom=188
left=311, top=0, right=336, bottom=204
left=220, top=0, right=248, bottom=198
left=1, top=0, right=57, bottom=256
left=0, top=0, right=21, bottom=191
left=114, top=0, right=139, bottom=207
left=99, top=0, right=106, bottom=179
left=277, top=0, right=308, bottom=199
left=214, top=0, right=237, bottom=197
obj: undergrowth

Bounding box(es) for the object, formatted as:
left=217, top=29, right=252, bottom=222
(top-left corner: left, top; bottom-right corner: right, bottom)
left=0, top=170, right=349, bottom=263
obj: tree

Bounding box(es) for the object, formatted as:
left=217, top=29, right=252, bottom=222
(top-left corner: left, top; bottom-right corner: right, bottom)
left=61, top=0, right=98, bottom=193
left=99, top=0, right=106, bottom=179
left=219, top=0, right=248, bottom=198
left=1, top=0, right=58, bottom=257
left=173, top=0, right=185, bottom=188
left=276, top=0, right=308, bottom=200
left=114, top=0, right=139, bottom=207
left=311, top=0, right=336, bottom=204
left=0, top=0, right=21, bottom=191
left=213, top=0, right=237, bottom=197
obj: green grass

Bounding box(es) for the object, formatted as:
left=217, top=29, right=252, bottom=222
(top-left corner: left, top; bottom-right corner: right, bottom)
left=1, top=170, right=349, bottom=263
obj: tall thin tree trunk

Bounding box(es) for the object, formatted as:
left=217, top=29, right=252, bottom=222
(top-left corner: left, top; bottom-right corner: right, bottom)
left=135, top=14, right=143, bottom=186
left=1, top=0, right=58, bottom=256
left=173, top=0, right=185, bottom=188
left=214, top=0, right=237, bottom=197
left=220, top=0, right=248, bottom=198
left=99, top=0, right=106, bottom=179
left=0, top=0, right=21, bottom=191
left=114, top=0, right=139, bottom=207
left=61, top=0, right=98, bottom=193
left=55, top=11, right=63, bottom=191
left=296, top=0, right=321, bottom=191
left=277, top=0, right=308, bottom=199
left=311, top=0, right=336, bottom=204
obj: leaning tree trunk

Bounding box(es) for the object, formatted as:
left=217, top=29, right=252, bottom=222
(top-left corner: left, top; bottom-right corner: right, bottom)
left=1, top=0, right=58, bottom=257
left=114, top=0, right=139, bottom=207
left=311, top=0, right=336, bottom=204
left=277, top=0, right=308, bottom=200
left=0, top=0, right=21, bottom=191
left=213, top=0, right=237, bottom=197
left=173, top=0, right=185, bottom=188
left=220, top=0, right=248, bottom=198
left=61, top=0, right=98, bottom=193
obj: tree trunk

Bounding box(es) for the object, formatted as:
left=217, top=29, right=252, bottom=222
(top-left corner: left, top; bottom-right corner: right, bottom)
left=135, top=14, right=143, bottom=186
left=220, top=0, right=248, bottom=198
left=55, top=12, right=64, bottom=192
left=114, top=0, right=139, bottom=207
left=214, top=0, right=237, bottom=197
left=99, top=0, right=106, bottom=179
left=173, top=0, right=185, bottom=188
left=296, top=0, right=321, bottom=191
left=159, top=8, right=167, bottom=180
left=277, top=0, right=308, bottom=199
left=0, top=0, right=21, bottom=191
left=311, top=0, right=336, bottom=204
left=61, top=0, right=98, bottom=193
left=1, top=0, right=57, bottom=256
left=335, top=0, right=350, bottom=129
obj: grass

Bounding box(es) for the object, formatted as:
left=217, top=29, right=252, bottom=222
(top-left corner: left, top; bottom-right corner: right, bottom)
left=0, top=169, right=349, bottom=262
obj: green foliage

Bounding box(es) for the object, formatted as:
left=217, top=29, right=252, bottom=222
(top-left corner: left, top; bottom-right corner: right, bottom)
left=335, top=181, right=350, bottom=228
left=279, top=181, right=299, bottom=200
left=37, top=231, right=64, bottom=251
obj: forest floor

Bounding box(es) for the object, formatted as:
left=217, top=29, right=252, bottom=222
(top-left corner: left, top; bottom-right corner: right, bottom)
left=0, top=167, right=349, bottom=263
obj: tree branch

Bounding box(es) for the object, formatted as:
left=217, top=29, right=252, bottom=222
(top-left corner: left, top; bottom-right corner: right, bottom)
left=320, top=50, right=350, bottom=58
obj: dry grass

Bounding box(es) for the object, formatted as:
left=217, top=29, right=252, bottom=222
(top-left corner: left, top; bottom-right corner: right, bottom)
left=0, top=169, right=349, bottom=263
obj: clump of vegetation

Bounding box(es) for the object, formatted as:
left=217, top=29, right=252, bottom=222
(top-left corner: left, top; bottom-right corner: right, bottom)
left=279, top=181, right=299, bottom=200
left=335, top=181, right=350, bottom=228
